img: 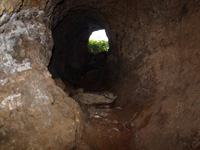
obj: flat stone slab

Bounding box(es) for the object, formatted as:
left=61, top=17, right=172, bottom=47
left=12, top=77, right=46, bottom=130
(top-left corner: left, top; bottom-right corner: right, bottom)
left=72, top=92, right=117, bottom=105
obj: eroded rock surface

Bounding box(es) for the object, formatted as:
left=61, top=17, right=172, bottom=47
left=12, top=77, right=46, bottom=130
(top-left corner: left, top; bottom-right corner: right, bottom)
left=72, top=91, right=116, bottom=105
left=0, top=6, right=81, bottom=150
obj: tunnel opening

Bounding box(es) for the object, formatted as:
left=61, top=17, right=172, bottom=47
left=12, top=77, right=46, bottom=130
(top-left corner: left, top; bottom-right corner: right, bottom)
left=88, top=29, right=109, bottom=54
left=89, top=29, right=108, bottom=41
left=48, top=11, right=114, bottom=94
left=47, top=9, right=136, bottom=150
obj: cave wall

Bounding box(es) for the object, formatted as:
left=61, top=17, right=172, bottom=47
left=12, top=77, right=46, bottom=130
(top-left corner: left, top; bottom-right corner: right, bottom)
left=0, top=1, right=82, bottom=150
left=0, top=0, right=200, bottom=149
left=87, top=1, right=200, bottom=149
left=80, top=1, right=200, bottom=149
left=109, top=1, right=200, bottom=149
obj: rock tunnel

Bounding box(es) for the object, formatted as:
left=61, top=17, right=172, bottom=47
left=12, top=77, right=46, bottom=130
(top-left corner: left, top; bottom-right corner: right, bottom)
left=0, top=0, right=200, bottom=150
left=49, top=10, right=114, bottom=92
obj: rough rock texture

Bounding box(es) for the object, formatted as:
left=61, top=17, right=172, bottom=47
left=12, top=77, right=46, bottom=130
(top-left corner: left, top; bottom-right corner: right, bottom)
left=0, top=5, right=81, bottom=150
left=71, top=90, right=115, bottom=120
left=105, top=1, right=200, bottom=149
left=1, top=0, right=200, bottom=150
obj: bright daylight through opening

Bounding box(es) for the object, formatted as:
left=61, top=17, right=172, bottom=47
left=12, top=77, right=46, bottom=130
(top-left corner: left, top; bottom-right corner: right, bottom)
left=89, top=29, right=108, bottom=41
left=88, top=29, right=109, bottom=54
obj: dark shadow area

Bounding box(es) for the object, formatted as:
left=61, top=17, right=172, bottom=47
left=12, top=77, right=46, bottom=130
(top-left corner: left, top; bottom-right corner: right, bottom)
left=48, top=11, right=111, bottom=92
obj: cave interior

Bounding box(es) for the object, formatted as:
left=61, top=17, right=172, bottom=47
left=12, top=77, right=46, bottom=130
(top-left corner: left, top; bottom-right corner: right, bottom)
left=0, top=0, right=200, bottom=150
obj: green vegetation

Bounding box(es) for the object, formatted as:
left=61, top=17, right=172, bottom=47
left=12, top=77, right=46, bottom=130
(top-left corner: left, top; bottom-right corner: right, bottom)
left=88, top=40, right=109, bottom=54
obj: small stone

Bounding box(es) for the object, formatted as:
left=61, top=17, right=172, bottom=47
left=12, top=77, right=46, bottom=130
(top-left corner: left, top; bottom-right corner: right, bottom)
left=94, top=115, right=100, bottom=118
